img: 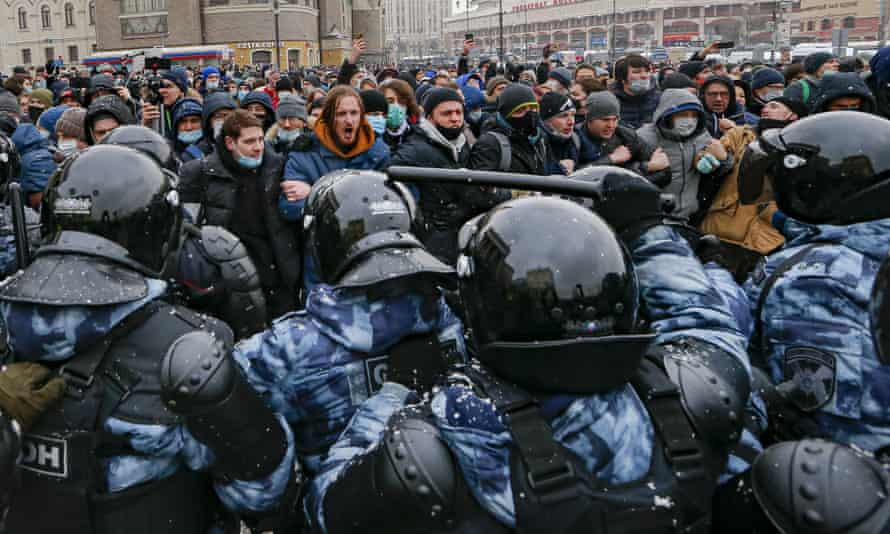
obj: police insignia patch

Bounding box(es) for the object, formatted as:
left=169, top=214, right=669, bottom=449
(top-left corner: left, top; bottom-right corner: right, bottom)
left=53, top=197, right=92, bottom=216
left=783, top=346, right=837, bottom=412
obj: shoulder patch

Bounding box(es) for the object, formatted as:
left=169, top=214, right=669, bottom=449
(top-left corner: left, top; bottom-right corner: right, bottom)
left=783, top=346, right=837, bottom=412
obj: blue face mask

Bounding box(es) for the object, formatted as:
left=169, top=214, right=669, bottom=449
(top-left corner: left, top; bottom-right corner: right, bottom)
left=238, top=90, right=249, bottom=101
left=177, top=130, right=203, bottom=144
left=368, top=115, right=387, bottom=134
left=278, top=128, right=301, bottom=142
left=237, top=153, right=262, bottom=169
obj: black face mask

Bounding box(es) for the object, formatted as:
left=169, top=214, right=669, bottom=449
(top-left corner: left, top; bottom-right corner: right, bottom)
left=756, top=118, right=792, bottom=135
left=508, top=111, right=539, bottom=137
left=28, top=106, right=43, bottom=123
left=436, top=124, right=464, bottom=140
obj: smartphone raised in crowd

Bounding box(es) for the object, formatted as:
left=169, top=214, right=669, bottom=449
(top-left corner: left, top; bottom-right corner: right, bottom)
left=716, top=41, right=735, bottom=49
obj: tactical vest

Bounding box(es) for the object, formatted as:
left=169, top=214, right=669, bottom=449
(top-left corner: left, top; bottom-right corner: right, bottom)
left=463, top=349, right=722, bottom=534
left=5, top=301, right=235, bottom=534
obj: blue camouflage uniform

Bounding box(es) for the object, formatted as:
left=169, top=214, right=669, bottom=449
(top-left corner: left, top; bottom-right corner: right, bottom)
left=0, top=204, right=40, bottom=279
left=0, top=279, right=296, bottom=516
left=744, top=213, right=890, bottom=452
left=231, top=283, right=467, bottom=475
left=306, top=224, right=762, bottom=531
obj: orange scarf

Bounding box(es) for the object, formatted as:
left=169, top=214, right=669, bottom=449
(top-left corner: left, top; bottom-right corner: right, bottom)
left=314, top=118, right=376, bottom=159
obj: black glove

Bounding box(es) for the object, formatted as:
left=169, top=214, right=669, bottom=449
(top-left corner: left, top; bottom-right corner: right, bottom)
left=0, top=362, right=65, bottom=432
left=587, top=170, right=676, bottom=245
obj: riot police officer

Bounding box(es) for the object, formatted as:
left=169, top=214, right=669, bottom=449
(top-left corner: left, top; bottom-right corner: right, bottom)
left=309, top=195, right=751, bottom=533
left=231, top=169, right=466, bottom=477
left=101, top=125, right=268, bottom=339
left=0, top=133, right=40, bottom=279
left=737, top=111, right=890, bottom=452
left=0, top=145, right=300, bottom=533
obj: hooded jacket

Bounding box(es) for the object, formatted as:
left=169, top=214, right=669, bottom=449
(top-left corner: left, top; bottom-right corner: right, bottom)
left=170, top=97, right=204, bottom=163
left=810, top=72, right=876, bottom=114
left=389, top=119, right=502, bottom=264
left=469, top=114, right=549, bottom=175
left=11, top=123, right=55, bottom=195
left=743, top=216, right=890, bottom=453
left=700, top=76, right=759, bottom=138
left=240, top=91, right=276, bottom=131
left=610, top=81, right=661, bottom=129
left=637, top=88, right=733, bottom=221
left=195, top=92, right=237, bottom=157
left=84, top=95, right=135, bottom=145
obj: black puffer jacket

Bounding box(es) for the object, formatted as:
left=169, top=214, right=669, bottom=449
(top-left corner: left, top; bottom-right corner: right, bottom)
left=390, top=119, right=506, bottom=264
left=469, top=115, right=549, bottom=175
left=179, top=141, right=300, bottom=317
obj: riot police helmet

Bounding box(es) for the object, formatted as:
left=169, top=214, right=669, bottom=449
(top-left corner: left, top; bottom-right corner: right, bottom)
left=456, top=196, right=656, bottom=394
left=40, top=144, right=181, bottom=276
left=101, top=125, right=178, bottom=173
left=738, top=111, right=890, bottom=225
left=303, top=169, right=454, bottom=289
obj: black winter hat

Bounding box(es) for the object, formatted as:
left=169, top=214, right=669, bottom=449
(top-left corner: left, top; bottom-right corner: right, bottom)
left=497, top=83, right=537, bottom=117
left=660, top=73, right=698, bottom=91
left=804, top=52, right=835, bottom=74
left=421, top=87, right=463, bottom=116
left=539, top=92, right=574, bottom=121
left=678, top=61, right=707, bottom=80
left=360, top=89, right=388, bottom=114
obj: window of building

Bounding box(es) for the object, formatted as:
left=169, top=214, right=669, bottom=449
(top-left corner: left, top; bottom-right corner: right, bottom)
left=89, top=1, right=95, bottom=24
left=208, top=0, right=229, bottom=4
left=821, top=18, right=832, bottom=30
left=120, top=15, right=168, bottom=36
left=45, top=47, right=55, bottom=62
left=22, top=49, right=32, bottom=65
left=843, top=16, right=855, bottom=28
left=18, top=7, right=27, bottom=30
left=65, top=3, right=75, bottom=26
left=121, top=0, right=167, bottom=15
left=807, top=20, right=815, bottom=31
left=68, top=45, right=79, bottom=62
left=41, top=5, right=51, bottom=28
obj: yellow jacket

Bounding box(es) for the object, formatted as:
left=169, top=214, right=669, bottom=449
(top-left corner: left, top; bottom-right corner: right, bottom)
left=699, top=126, right=785, bottom=255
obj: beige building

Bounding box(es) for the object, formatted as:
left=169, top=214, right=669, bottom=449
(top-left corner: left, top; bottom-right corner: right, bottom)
left=94, top=0, right=383, bottom=67
left=384, top=0, right=452, bottom=59
left=796, top=0, right=882, bottom=41
left=1, top=0, right=98, bottom=73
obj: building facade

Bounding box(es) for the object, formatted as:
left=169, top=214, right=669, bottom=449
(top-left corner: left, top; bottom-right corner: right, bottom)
left=1, top=0, right=98, bottom=73
left=443, top=0, right=811, bottom=60
left=796, top=0, right=881, bottom=42
left=384, top=0, right=452, bottom=60
left=94, top=0, right=381, bottom=67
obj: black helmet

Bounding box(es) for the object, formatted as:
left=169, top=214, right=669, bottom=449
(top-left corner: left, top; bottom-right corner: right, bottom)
left=871, top=255, right=890, bottom=365
left=456, top=196, right=655, bottom=394
left=739, top=111, right=890, bottom=225
left=303, top=169, right=454, bottom=288
left=751, top=439, right=890, bottom=534
left=41, top=145, right=181, bottom=275
left=101, top=125, right=178, bottom=172
left=0, top=134, right=21, bottom=190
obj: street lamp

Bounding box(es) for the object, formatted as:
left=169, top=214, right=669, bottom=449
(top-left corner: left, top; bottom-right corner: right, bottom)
left=609, top=0, right=616, bottom=64
left=273, top=0, right=281, bottom=70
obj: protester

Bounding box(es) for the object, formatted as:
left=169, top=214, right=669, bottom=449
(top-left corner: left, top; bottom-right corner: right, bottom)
left=701, top=75, right=758, bottom=138
left=611, top=54, right=661, bottom=128
left=784, top=51, right=839, bottom=109
left=267, top=93, right=308, bottom=155
left=810, top=71, right=876, bottom=113
left=171, top=97, right=204, bottom=163
left=746, top=67, right=785, bottom=116
left=379, top=78, right=420, bottom=147
left=54, top=106, right=88, bottom=158
left=470, top=83, right=548, bottom=175
left=540, top=92, right=579, bottom=175
left=240, top=90, right=276, bottom=131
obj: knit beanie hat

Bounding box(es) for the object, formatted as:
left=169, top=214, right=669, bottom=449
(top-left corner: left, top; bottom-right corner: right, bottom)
left=678, top=61, right=707, bottom=80
left=548, top=67, right=573, bottom=90
left=0, top=91, right=21, bottom=116
left=804, top=52, right=835, bottom=74
left=30, top=89, right=54, bottom=109
left=421, top=87, right=464, bottom=116
left=162, top=67, right=189, bottom=94
left=55, top=107, right=87, bottom=141
left=585, top=91, right=621, bottom=122
left=38, top=105, right=70, bottom=137
left=539, top=92, right=574, bottom=121
left=497, top=83, right=537, bottom=117
left=360, top=90, right=388, bottom=115
left=751, top=68, right=786, bottom=90
left=486, top=76, right=509, bottom=96
left=660, top=73, right=698, bottom=91
left=277, top=94, right=307, bottom=121
left=202, top=66, right=220, bottom=81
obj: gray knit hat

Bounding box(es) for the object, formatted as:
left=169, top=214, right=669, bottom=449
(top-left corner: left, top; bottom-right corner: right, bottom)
left=55, top=107, right=87, bottom=142
left=0, top=91, right=21, bottom=116
left=585, top=91, right=621, bottom=122
left=276, top=94, right=307, bottom=121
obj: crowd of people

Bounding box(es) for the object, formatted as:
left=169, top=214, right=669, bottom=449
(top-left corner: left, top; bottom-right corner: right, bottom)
left=0, top=36, right=889, bottom=533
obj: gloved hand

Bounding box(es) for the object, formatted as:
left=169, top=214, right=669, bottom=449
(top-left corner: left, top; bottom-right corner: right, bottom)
left=0, top=362, right=65, bottom=432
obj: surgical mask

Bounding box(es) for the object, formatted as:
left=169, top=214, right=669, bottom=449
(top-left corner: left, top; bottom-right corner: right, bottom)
left=468, top=110, right=482, bottom=123
left=368, top=115, right=387, bottom=135
left=386, top=104, right=406, bottom=130
left=229, top=89, right=238, bottom=98
left=629, top=78, right=650, bottom=94
left=34, top=80, right=46, bottom=90
left=238, top=90, right=249, bottom=101
left=178, top=130, right=203, bottom=144
left=237, top=153, right=262, bottom=169
left=760, top=89, right=783, bottom=102
left=37, top=128, right=50, bottom=139
left=277, top=128, right=301, bottom=142
left=23, top=85, right=32, bottom=94
left=212, top=120, right=224, bottom=138
left=57, top=139, right=78, bottom=156
left=206, top=80, right=219, bottom=91
left=672, top=117, right=698, bottom=137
